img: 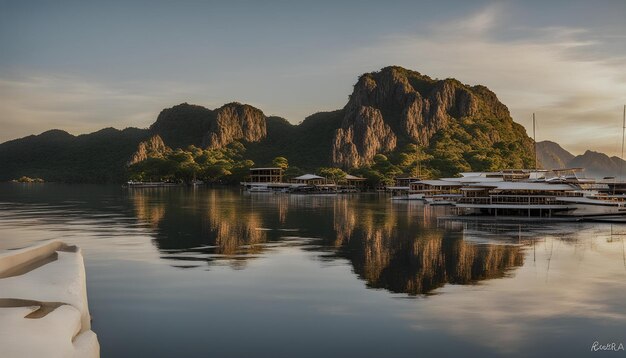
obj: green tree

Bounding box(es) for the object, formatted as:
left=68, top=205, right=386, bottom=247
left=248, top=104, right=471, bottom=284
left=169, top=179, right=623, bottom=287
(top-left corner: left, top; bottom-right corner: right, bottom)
left=272, top=156, right=289, bottom=170
left=128, top=141, right=254, bottom=184
left=284, top=166, right=304, bottom=180
left=318, top=167, right=347, bottom=183
left=350, top=167, right=384, bottom=187
left=228, top=159, right=255, bottom=183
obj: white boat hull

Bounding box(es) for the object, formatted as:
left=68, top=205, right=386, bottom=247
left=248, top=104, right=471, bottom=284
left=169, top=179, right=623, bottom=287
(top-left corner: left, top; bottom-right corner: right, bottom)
left=557, top=196, right=626, bottom=216
left=391, top=193, right=425, bottom=201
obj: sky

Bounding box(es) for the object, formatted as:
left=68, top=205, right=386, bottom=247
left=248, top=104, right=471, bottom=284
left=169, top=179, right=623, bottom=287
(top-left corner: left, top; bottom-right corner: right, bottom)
left=1, top=0, right=625, bottom=156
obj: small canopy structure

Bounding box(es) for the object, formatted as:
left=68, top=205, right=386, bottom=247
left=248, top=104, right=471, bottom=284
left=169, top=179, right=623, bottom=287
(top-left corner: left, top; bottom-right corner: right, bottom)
left=291, top=174, right=329, bottom=186
left=293, top=174, right=325, bottom=181
left=345, top=174, right=366, bottom=181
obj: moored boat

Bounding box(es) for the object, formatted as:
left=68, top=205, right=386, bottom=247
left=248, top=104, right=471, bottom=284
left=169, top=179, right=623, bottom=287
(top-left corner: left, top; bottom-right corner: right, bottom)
left=124, top=181, right=180, bottom=188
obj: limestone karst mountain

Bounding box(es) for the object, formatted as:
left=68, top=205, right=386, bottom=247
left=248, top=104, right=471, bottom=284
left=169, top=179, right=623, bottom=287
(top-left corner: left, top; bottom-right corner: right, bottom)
left=149, top=102, right=266, bottom=150
left=332, top=66, right=533, bottom=168
left=133, top=66, right=536, bottom=175
left=0, top=66, right=541, bottom=182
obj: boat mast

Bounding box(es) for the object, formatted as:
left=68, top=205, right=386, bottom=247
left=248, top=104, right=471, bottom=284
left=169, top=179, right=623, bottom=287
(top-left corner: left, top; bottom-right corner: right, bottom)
left=621, top=105, right=626, bottom=180
left=416, top=146, right=421, bottom=179
left=533, top=113, right=537, bottom=170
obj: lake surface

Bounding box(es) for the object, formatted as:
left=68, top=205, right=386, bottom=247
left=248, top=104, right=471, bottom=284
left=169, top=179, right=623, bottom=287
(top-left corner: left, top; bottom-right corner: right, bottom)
left=0, top=184, right=625, bottom=357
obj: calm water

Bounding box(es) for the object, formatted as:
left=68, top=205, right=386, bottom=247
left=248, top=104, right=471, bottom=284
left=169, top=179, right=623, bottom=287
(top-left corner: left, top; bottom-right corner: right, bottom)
left=1, top=184, right=625, bottom=357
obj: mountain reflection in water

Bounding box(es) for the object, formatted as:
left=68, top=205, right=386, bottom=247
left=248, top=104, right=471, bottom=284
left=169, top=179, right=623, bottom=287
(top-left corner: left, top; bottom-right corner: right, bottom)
left=131, top=188, right=524, bottom=295
left=2, top=184, right=626, bottom=358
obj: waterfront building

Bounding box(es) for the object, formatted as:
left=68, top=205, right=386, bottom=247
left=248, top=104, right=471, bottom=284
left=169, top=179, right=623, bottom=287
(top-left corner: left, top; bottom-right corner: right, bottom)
left=345, top=174, right=367, bottom=190
left=292, top=174, right=328, bottom=185
left=247, top=167, right=284, bottom=183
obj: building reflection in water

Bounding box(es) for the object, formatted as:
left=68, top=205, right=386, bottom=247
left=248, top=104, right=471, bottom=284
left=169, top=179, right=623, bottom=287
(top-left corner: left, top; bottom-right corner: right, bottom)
left=131, top=188, right=525, bottom=294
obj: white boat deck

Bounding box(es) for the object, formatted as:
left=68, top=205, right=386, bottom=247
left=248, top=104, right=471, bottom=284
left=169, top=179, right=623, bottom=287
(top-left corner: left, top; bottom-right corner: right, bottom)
left=0, top=241, right=99, bottom=358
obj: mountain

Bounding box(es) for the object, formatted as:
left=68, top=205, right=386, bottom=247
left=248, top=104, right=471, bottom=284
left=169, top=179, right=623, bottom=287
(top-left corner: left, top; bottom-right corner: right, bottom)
left=536, top=140, right=626, bottom=178
left=0, top=65, right=537, bottom=182
left=0, top=128, right=150, bottom=182
left=333, top=66, right=533, bottom=168
left=536, top=140, right=575, bottom=169
left=143, top=66, right=535, bottom=176
left=128, top=135, right=168, bottom=165
left=147, top=102, right=344, bottom=169
left=569, top=150, right=626, bottom=179
left=149, top=102, right=266, bottom=149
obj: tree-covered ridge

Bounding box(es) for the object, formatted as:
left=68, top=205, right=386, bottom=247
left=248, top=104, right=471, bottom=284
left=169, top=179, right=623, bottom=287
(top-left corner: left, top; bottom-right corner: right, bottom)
left=126, top=133, right=427, bottom=187
left=128, top=140, right=254, bottom=184
left=244, top=110, right=344, bottom=169
left=0, top=128, right=151, bottom=183
left=426, top=112, right=534, bottom=177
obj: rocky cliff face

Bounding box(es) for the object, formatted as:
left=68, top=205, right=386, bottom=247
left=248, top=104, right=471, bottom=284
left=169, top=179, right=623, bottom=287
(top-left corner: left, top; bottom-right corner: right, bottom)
left=332, top=106, right=396, bottom=167
left=203, top=102, right=266, bottom=148
left=150, top=102, right=267, bottom=150
left=332, top=66, right=514, bottom=168
left=128, top=135, right=168, bottom=165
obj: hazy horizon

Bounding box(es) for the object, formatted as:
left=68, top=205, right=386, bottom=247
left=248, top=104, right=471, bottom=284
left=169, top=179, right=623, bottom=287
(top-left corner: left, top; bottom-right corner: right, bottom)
left=1, top=0, right=625, bottom=156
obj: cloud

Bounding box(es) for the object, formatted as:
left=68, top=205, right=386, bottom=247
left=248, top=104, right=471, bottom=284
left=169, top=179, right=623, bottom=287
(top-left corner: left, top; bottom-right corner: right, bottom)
left=0, top=74, right=220, bottom=142
left=442, top=2, right=503, bottom=36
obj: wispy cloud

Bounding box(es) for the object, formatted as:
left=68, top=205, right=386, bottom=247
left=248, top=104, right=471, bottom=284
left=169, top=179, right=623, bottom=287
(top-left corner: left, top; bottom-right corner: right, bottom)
left=441, top=2, right=503, bottom=36
left=0, top=74, right=220, bottom=141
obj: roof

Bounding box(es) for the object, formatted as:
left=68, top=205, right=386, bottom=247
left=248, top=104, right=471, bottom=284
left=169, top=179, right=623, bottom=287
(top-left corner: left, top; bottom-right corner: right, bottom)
left=441, top=176, right=504, bottom=183
left=294, top=174, right=325, bottom=180
left=250, top=167, right=283, bottom=171
left=548, top=168, right=584, bottom=172
left=460, top=170, right=549, bottom=177
left=465, top=181, right=576, bottom=191
left=415, top=180, right=463, bottom=187
left=345, top=174, right=366, bottom=180
left=460, top=172, right=500, bottom=177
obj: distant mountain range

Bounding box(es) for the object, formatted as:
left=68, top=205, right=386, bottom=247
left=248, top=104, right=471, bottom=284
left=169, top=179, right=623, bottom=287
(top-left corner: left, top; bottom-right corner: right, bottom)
left=537, top=140, right=626, bottom=179
left=0, top=128, right=149, bottom=183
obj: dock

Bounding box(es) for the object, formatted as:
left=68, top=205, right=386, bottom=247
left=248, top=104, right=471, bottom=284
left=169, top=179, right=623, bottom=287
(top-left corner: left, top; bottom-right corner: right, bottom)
left=438, top=215, right=626, bottom=224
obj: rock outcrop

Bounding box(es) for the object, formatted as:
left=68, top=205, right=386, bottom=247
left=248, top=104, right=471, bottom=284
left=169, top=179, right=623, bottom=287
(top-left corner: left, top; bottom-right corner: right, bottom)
left=333, top=106, right=396, bottom=167
left=149, top=102, right=267, bottom=150
left=203, top=102, right=266, bottom=148
left=128, top=135, right=168, bottom=165
left=332, top=66, right=511, bottom=168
